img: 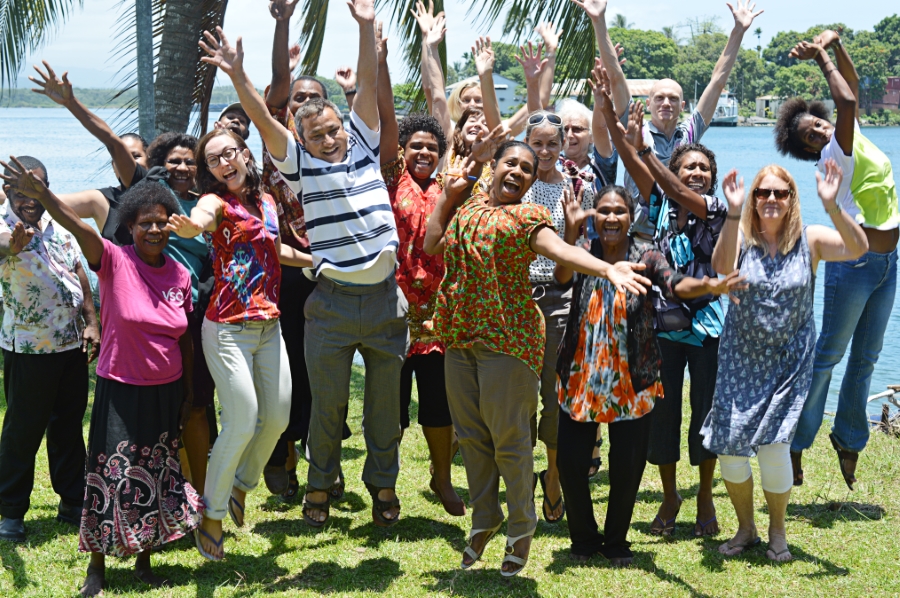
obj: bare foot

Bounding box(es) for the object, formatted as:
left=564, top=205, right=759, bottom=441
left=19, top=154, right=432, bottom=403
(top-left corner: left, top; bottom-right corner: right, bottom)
left=431, top=476, right=466, bottom=516
left=501, top=535, right=532, bottom=575
left=766, top=529, right=792, bottom=562
left=718, top=526, right=759, bottom=556
left=80, top=566, right=105, bottom=597
left=694, top=490, right=719, bottom=537
left=650, top=493, right=682, bottom=536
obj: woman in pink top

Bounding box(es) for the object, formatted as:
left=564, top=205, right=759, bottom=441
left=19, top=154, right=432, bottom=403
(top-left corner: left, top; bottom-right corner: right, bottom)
left=0, top=158, right=202, bottom=597
left=167, top=129, right=311, bottom=560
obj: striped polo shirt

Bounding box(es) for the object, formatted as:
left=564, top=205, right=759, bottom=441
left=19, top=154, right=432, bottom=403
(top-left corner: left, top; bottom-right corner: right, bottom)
left=271, top=110, right=399, bottom=283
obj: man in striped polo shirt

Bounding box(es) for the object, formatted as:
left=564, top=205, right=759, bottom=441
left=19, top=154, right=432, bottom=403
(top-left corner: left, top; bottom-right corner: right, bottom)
left=200, top=0, right=407, bottom=527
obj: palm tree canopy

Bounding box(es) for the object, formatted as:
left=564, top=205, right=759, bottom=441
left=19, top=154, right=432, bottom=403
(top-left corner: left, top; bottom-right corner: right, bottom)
left=0, top=0, right=82, bottom=89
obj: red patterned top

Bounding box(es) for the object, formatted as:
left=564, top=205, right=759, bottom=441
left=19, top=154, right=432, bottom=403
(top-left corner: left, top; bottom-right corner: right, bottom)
left=383, top=154, right=445, bottom=356
left=261, top=103, right=308, bottom=250
left=204, top=192, right=282, bottom=323
left=433, top=192, right=553, bottom=377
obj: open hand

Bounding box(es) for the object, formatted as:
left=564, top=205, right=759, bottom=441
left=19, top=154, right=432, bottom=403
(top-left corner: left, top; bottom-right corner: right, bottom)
left=375, top=21, right=389, bottom=63
left=626, top=101, right=646, bottom=151
left=727, top=0, right=763, bottom=33
left=82, top=323, right=101, bottom=364
left=570, top=0, right=608, bottom=22
left=289, top=43, right=302, bottom=73
left=0, top=156, right=50, bottom=201
left=443, top=154, right=477, bottom=205
left=608, top=261, right=651, bottom=295
left=269, top=0, right=299, bottom=21
left=470, top=124, right=510, bottom=163
left=29, top=61, right=73, bottom=106
left=7, top=222, right=35, bottom=256
left=516, top=41, right=547, bottom=82
left=165, top=213, right=205, bottom=239
left=562, top=183, right=594, bottom=233
left=789, top=40, right=822, bottom=61
left=410, top=0, right=444, bottom=35
left=721, top=169, right=745, bottom=213
left=425, top=15, right=446, bottom=48
left=347, top=0, right=376, bottom=24
left=335, top=66, right=357, bottom=92
left=473, top=37, right=495, bottom=76
left=702, top=270, right=748, bottom=297
left=535, top=22, right=563, bottom=55
left=199, top=27, right=244, bottom=77
left=816, top=158, right=844, bottom=208
left=589, top=64, right=616, bottom=118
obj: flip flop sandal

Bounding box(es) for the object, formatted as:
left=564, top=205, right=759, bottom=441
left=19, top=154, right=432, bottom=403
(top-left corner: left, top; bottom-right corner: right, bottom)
left=194, top=528, right=224, bottom=561
left=329, top=470, right=346, bottom=501
left=766, top=546, right=793, bottom=562
left=693, top=516, right=719, bottom=537
left=650, top=502, right=681, bottom=537
left=281, top=468, right=299, bottom=501
left=302, top=490, right=330, bottom=528
left=538, top=470, right=565, bottom=523
left=461, top=523, right=502, bottom=570
left=790, top=451, right=804, bottom=486
left=228, top=494, right=245, bottom=528
left=722, top=536, right=761, bottom=556
left=588, top=438, right=604, bottom=478
left=829, top=433, right=858, bottom=491
left=429, top=476, right=466, bottom=517
left=365, top=483, right=401, bottom=527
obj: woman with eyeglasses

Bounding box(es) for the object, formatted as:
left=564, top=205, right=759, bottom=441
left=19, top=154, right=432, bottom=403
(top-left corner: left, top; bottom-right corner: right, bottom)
left=521, top=108, right=595, bottom=525
left=702, top=159, right=867, bottom=562
left=166, top=129, right=312, bottom=561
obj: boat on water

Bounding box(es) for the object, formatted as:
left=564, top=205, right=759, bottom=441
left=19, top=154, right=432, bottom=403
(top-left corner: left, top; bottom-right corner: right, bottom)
left=710, top=91, right=739, bottom=127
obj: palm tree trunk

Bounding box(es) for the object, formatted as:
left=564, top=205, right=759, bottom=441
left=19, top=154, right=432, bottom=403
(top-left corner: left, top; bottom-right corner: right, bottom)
left=135, top=0, right=156, bottom=139
left=153, top=0, right=205, bottom=135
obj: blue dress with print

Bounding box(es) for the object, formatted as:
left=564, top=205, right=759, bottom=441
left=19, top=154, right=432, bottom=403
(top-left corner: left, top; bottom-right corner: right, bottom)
left=700, top=229, right=816, bottom=456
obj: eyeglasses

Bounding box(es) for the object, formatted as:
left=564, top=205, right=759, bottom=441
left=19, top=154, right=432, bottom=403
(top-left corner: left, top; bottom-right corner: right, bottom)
left=205, top=146, right=239, bottom=168
left=527, top=113, right=563, bottom=127
left=564, top=125, right=588, bottom=134
left=753, top=187, right=792, bottom=201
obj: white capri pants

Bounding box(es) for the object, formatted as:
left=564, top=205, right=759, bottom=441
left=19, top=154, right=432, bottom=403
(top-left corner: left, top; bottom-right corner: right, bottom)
left=717, top=443, right=793, bottom=494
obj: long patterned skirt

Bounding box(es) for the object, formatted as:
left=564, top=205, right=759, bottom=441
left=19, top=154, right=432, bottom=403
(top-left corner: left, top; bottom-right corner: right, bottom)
left=78, top=376, right=203, bottom=556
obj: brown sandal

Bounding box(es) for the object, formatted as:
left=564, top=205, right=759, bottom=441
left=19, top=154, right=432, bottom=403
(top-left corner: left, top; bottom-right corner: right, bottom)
left=829, top=433, right=858, bottom=491
left=790, top=450, right=804, bottom=486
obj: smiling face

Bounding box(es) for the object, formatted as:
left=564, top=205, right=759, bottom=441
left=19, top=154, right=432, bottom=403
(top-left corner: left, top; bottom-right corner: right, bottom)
left=461, top=113, right=488, bottom=149
left=7, top=168, right=48, bottom=227
left=164, top=146, right=197, bottom=197
left=301, top=107, right=348, bottom=163
left=649, top=79, right=685, bottom=128
left=676, top=151, right=712, bottom=195
left=754, top=173, right=793, bottom=227
left=562, top=114, right=592, bottom=165
left=289, top=79, right=326, bottom=117
left=797, top=114, right=834, bottom=154
left=527, top=124, right=565, bottom=175
left=491, top=146, right=537, bottom=204
left=129, top=203, right=170, bottom=261
left=594, top=191, right=632, bottom=253
left=459, top=86, right=484, bottom=112
left=204, top=135, right=250, bottom=193
left=403, top=131, right=440, bottom=181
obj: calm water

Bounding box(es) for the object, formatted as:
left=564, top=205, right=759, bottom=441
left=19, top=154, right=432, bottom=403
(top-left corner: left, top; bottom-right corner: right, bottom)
left=1, top=108, right=898, bottom=415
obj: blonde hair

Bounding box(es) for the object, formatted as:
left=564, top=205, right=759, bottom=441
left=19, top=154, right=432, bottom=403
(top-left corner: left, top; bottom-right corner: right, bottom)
left=448, top=81, right=481, bottom=122
left=740, top=164, right=803, bottom=255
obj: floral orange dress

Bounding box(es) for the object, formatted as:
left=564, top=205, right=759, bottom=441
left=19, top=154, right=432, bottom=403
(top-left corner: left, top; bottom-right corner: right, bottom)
left=557, top=239, right=682, bottom=423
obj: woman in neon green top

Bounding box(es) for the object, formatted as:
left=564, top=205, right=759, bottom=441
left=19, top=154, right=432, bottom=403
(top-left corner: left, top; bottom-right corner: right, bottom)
left=774, top=30, right=898, bottom=491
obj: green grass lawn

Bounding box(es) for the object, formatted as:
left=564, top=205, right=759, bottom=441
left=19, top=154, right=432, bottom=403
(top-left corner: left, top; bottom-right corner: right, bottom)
left=1, top=364, right=898, bottom=596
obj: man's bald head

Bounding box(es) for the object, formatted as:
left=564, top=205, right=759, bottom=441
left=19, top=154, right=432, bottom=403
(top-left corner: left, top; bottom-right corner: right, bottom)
left=648, top=78, right=685, bottom=128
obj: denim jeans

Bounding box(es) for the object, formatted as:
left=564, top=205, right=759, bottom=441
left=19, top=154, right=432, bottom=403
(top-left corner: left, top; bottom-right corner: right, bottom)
left=792, top=250, right=897, bottom=453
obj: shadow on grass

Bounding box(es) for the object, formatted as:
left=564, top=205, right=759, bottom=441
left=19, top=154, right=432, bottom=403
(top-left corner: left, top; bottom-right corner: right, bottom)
left=0, top=542, right=29, bottom=591
left=422, top=565, right=539, bottom=596
left=251, top=556, right=402, bottom=594
left=696, top=535, right=850, bottom=576
left=788, top=501, right=885, bottom=528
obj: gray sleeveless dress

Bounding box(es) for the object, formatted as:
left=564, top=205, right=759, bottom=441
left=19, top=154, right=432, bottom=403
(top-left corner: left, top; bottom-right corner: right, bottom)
left=700, top=229, right=816, bottom=456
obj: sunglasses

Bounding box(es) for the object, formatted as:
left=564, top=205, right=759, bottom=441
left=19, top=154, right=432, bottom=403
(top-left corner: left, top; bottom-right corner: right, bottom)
left=205, top=146, right=240, bottom=168
left=528, top=113, right=563, bottom=127
left=564, top=125, right=588, bottom=134
left=754, top=187, right=792, bottom=201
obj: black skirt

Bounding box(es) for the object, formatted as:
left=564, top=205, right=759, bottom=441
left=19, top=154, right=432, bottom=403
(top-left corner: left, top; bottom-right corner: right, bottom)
left=78, top=376, right=203, bottom=556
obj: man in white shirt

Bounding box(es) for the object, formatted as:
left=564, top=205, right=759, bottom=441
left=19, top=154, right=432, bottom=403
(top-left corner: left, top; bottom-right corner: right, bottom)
left=199, top=0, right=407, bottom=527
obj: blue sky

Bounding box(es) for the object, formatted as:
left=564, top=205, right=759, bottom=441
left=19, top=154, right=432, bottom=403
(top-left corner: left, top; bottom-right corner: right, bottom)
left=19, top=0, right=897, bottom=89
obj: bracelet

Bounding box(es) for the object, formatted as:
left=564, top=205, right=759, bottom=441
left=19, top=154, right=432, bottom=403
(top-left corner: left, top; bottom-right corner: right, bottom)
left=344, top=88, right=357, bottom=96
left=637, top=146, right=653, bottom=158
left=726, top=213, right=742, bottom=221
left=825, top=203, right=842, bottom=216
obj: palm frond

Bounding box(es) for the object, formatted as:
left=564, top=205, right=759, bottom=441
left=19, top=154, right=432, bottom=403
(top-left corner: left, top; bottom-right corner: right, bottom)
left=191, top=0, right=229, bottom=137
left=295, top=0, right=329, bottom=76
left=0, top=0, right=83, bottom=91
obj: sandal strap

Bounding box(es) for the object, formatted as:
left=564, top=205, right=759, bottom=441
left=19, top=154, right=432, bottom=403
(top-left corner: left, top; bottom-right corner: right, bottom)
left=502, top=553, right=527, bottom=567
left=463, top=546, right=481, bottom=561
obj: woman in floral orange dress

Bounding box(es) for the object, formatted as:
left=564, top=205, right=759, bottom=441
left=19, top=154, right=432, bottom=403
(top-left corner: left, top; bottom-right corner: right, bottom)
left=554, top=184, right=743, bottom=567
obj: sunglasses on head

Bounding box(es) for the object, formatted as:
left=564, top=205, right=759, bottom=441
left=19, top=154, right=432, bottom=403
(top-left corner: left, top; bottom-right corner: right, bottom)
left=753, top=188, right=792, bottom=201
left=528, top=113, right=563, bottom=127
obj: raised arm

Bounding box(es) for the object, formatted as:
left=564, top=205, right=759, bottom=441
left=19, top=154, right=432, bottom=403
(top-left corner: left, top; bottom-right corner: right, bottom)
left=815, top=29, right=860, bottom=114
left=30, top=61, right=138, bottom=187
left=696, top=1, right=763, bottom=125
left=473, top=37, right=504, bottom=131
left=347, top=0, right=379, bottom=131
left=590, top=49, right=625, bottom=159
left=790, top=40, right=857, bottom=156
left=807, top=159, right=869, bottom=272
left=572, top=0, right=629, bottom=117
left=335, top=66, right=358, bottom=112
left=424, top=155, right=481, bottom=254
left=264, top=0, right=299, bottom=109
left=373, top=23, right=399, bottom=165
left=412, top=2, right=452, bottom=136
left=0, top=157, right=104, bottom=266
left=200, top=28, right=292, bottom=161
left=711, top=169, right=745, bottom=274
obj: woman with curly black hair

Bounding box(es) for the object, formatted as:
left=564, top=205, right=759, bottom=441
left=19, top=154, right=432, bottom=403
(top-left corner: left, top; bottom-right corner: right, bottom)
left=775, top=31, right=899, bottom=491
left=375, top=36, right=465, bottom=516
left=599, top=79, right=728, bottom=539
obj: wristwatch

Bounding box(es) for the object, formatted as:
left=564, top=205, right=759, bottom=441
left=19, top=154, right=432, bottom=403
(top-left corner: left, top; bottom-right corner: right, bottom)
left=637, top=146, right=653, bottom=158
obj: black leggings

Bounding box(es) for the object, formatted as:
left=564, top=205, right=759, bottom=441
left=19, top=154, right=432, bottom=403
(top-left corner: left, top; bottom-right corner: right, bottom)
left=400, top=352, right=452, bottom=429
left=557, top=407, right=652, bottom=558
